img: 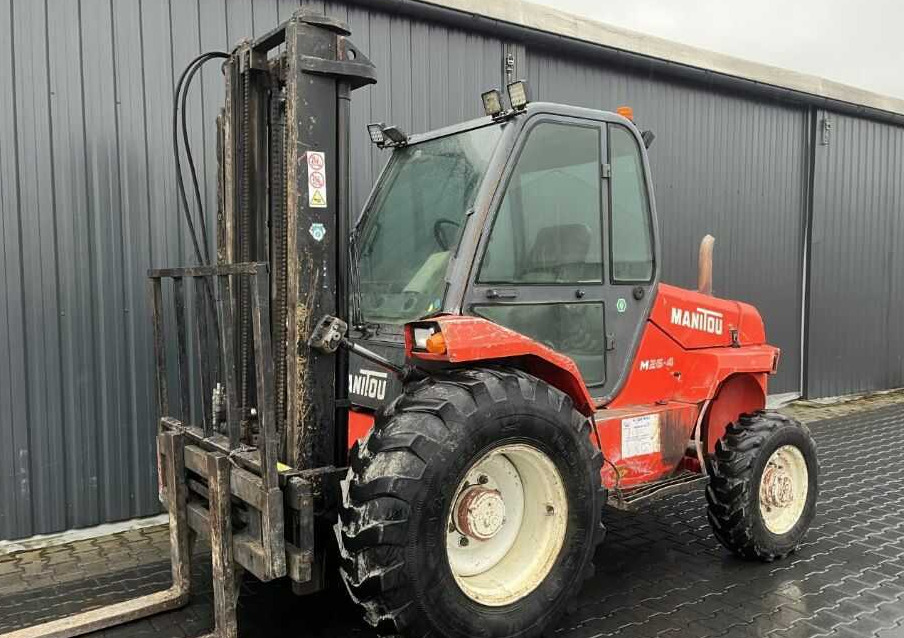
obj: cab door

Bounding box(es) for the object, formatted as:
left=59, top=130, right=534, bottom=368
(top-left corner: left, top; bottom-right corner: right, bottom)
left=465, top=117, right=609, bottom=389
left=464, top=115, right=658, bottom=400
left=599, top=122, right=658, bottom=400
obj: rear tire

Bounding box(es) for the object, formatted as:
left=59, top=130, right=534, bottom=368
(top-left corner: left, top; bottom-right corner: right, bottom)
left=336, top=367, right=604, bottom=638
left=705, top=411, right=818, bottom=561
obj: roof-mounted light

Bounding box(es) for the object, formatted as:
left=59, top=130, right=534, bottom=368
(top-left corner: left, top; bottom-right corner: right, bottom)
left=616, top=105, right=635, bottom=121
left=367, top=122, right=385, bottom=146
left=481, top=89, right=504, bottom=117
left=506, top=80, right=530, bottom=110
left=381, top=125, right=408, bottom=146
left=366, top=122, right=408, bottom=147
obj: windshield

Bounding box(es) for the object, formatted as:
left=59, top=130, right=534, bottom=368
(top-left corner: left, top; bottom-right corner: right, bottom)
left=356, top=125, right=502, bottom=324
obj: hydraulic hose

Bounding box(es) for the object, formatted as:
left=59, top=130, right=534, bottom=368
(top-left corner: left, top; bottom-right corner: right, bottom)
left=172, top=51, right=230, bottom=420
left=173, top=51, right=229, bottom=266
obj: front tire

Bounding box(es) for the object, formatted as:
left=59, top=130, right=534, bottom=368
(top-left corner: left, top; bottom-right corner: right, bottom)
left=706, top=411, right=818, bottom=561
left=336, top=368, right=604, bottom=637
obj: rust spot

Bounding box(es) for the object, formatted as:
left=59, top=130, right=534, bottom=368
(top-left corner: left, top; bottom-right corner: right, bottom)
left=660, top=408, right=694, bottom=467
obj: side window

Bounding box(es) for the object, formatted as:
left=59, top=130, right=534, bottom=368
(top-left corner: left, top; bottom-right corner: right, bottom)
left=478, top=122, right=603, bottom=284
left=609, top=125, right=654, bottom=282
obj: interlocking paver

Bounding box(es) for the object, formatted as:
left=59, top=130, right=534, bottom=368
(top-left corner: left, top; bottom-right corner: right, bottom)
left=2, top=402, right=904, bottom=637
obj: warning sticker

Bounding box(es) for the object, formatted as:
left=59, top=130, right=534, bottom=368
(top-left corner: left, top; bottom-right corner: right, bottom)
left=307, top=151, right=327, bottom=208
left=621, top=414, right=661, bottom=458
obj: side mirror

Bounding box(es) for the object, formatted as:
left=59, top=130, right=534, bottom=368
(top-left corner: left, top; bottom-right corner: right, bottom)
left=641, top=130, right=656, bottom=149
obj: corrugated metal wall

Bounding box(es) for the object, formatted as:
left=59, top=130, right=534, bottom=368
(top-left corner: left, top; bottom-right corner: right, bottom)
left=806, top=111, right=904, bottom=397
left=0, top=0, right=899, bottom=540
left=0, top=0, right=505, bottom=540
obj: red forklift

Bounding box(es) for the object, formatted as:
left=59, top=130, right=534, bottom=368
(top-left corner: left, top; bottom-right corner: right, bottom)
left=3, top=10, right=817, bottom=638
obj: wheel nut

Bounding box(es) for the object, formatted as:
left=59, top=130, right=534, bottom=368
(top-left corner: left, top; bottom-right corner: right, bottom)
left=478, top=474, right=489, bottom=485
left=459, top=536, right=469, bottom=547
left=546, top=504, right=555, bottom=516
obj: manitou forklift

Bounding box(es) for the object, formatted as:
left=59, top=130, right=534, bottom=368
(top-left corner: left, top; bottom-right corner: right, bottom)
left=5, top=10, right=818, bottom=638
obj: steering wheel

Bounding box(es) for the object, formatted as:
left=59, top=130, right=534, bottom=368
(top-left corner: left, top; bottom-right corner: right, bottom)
left=433, top=218, right=461, bottom=251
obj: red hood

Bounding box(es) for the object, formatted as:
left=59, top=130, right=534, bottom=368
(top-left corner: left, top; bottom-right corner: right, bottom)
left=650, top=283, right=766, bottom=349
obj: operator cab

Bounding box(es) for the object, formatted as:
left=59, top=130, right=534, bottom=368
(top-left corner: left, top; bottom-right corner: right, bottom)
left=350, top=84, right=659, bottom=409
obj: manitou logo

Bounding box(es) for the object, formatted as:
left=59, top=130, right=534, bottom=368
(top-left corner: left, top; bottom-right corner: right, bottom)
left=670, top=306, right=724, bottom=335
left=349, top=369, right=388, bottom=400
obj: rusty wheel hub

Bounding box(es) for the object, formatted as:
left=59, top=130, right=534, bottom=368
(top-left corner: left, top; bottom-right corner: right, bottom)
left=760, top=466, right=794, bottom=508
left=455, top=486, right=506, bottom=541
left=758, top=444, right=809, bottom=535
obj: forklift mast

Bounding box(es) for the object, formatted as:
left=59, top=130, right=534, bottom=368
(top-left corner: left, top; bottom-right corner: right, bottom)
left=217, top=13, right=375, bottom=471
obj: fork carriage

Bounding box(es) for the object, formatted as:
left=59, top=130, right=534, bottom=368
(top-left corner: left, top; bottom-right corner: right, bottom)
left=146, top=262, right=317, bottom=638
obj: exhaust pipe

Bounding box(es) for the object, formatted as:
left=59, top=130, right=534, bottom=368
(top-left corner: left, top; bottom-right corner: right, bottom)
left=697, top=234, right=715, bottom=296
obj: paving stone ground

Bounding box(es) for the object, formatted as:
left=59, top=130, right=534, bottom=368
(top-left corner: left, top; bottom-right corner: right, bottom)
left=2, top=398, right=904, bottom=637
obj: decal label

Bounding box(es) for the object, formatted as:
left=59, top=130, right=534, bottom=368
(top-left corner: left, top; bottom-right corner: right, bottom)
left=621, top=414, right=661, bottom=458
left=307, top=151, right=327, bottom=208
left=670, top=306, right=723, bottom=335
left=309, top=223, right=326, bottom=242
left=616, top=298, right=627, bottom=313
left=639, top=356, right=674, bottom=371
left=349, top=369, right=388, bottom=401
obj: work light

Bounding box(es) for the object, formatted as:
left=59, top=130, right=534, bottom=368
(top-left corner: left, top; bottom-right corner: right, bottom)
left=367, top=123, right=385, bottom=145
left=481, top=89, right=504, bottom=117
left=381, top=125, right=408, bottom=145
left=506, top=80, right=530, bottom=110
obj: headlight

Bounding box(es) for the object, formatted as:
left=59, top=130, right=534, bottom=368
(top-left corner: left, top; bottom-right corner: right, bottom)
left=410, top=323, right=447, bottom=355
left=413, top=326, right=434, bottom=350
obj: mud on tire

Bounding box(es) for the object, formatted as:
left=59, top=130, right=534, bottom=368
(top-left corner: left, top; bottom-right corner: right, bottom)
left=336, top=367, right=604, bottom=638
left=706, top=410, right=818, bottom=561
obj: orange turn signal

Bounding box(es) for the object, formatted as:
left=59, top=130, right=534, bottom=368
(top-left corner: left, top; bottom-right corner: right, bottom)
left=616, top=105, right=634, bottom=121
left=425, top=332, right=447, bottom=355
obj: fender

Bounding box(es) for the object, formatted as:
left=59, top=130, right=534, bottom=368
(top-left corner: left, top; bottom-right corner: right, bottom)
left=701, top=373, right=768, bottom=454
left=405, top=315, right=596, bottom=416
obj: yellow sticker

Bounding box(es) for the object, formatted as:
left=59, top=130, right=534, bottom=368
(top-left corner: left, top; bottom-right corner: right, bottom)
left=276, top=462, right=292, bottom=472
left=307, top=151, right=327, bottom=207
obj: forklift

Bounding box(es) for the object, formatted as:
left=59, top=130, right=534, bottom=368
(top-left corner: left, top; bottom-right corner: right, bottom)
left=3, top=9, right=818, bottom=638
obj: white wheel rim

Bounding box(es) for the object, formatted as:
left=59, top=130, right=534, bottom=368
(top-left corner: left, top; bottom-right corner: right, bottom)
left=446, top=444, right=568, bottom=606
left=758, top=444, right=809, bottom=535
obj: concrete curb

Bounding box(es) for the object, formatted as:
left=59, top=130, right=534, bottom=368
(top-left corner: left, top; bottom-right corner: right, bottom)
left=0, top=515, right=169, bottom=557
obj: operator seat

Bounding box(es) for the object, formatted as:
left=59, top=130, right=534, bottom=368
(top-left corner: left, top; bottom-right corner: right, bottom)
left=521, top=223, right=594, bottom=282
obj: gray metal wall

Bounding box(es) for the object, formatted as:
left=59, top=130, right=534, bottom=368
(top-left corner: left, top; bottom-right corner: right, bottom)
left=0, top=0, right=504, bottom=541
left=806, top=111, right=904, bottom=397
left=0, top=0, right=898, bottom=541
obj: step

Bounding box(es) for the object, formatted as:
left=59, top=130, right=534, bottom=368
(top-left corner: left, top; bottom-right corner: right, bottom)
left=607, top=471, right=707, bottom=511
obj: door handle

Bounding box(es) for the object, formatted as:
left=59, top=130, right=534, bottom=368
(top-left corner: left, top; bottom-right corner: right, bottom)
left=485, top=288, right=518, bottom=300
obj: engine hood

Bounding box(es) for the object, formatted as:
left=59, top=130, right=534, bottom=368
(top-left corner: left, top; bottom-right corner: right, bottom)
left=650, top=283, right=766, bottom=349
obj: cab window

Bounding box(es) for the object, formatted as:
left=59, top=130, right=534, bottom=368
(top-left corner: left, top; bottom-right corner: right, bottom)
left=609, top=125, right=654, bottom=282
left=478, top=122, right=603, bottom=284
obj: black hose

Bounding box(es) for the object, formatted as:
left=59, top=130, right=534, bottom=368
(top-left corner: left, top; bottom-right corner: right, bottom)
left=173, top=51, right=228, bottom=266
left=180, top=54, right=227, bottom=264
left=172, top=51, right=230, bottom=429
